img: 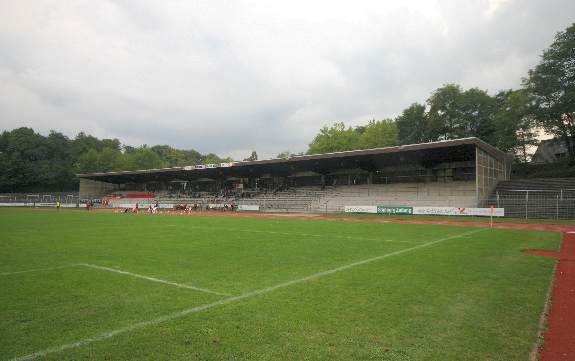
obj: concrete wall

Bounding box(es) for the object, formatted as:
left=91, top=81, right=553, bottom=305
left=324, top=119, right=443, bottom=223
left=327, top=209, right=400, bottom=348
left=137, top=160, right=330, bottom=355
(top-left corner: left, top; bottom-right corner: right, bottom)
left=311, top=181, right=477, bottom=212
left=476, top=148, right=508, bottom=203
left=79, top=178, right=118, bottom=199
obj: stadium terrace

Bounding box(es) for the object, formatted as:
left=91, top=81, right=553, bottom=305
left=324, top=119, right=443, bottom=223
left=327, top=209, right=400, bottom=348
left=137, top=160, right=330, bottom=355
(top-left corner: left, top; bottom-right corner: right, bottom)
left=77, top=137, right=512, bottom=212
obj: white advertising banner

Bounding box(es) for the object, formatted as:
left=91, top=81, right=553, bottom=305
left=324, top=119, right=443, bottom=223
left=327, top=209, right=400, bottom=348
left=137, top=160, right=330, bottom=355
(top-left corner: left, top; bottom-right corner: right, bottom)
left=344, top=206, right=378, bottom=214
left=238, top=204, right=260, bottom=211
left=118, top=203, right=141, bottom=209
left=413, top=207, right=504, bottom=217
left=36, top=203, right=56, bottom=207
left=0, top=203, right=83, bottom=208
left=116, top=203, right=174, bottom=209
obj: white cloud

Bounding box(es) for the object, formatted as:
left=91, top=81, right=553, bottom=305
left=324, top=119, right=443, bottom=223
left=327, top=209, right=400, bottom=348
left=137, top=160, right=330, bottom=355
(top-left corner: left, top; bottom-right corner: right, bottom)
left=0, top=0, right=573, bottom=159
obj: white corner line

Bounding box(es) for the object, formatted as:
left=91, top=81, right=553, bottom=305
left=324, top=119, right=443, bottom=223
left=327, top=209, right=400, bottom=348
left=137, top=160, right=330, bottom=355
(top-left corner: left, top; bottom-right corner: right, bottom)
left=77, top=264, right=229, bottom=296
left=8, top=229, right=483, bottom=361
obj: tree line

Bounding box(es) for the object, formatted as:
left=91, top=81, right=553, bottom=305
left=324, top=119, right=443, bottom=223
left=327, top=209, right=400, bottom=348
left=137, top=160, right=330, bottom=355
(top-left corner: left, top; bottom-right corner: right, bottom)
left=0, top=128, right=230, bottom=192
left=306, top=86, right=536, bottom=163
left=306, top=23, right=575, bottom=164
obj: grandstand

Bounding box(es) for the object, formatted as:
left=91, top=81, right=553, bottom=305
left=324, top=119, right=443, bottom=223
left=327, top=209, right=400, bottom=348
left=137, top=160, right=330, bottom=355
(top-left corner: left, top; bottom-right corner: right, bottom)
left=77, top=137, right=514, bottom=214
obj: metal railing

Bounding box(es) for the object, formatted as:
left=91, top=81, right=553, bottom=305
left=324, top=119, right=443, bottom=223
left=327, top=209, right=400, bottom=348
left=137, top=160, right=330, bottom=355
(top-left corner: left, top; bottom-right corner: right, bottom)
left=481, top=189, right=575, bottom=220
left=0, top=193, right=80, bottom=204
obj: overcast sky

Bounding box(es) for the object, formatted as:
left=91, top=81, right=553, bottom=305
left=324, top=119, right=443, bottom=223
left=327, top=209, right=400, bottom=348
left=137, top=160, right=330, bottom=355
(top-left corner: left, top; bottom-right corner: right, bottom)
left=0, top=0, right=573, bottom=160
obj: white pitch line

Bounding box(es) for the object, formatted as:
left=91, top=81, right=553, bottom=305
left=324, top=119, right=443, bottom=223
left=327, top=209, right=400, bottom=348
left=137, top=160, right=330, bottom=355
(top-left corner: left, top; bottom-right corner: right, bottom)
left=77, top=264, right=228, bottom=296
left=9, top=229, right=483, bottom=361
left=0, top=264, right=80, bottom=276
left=182, top=225, right=408, bottom=243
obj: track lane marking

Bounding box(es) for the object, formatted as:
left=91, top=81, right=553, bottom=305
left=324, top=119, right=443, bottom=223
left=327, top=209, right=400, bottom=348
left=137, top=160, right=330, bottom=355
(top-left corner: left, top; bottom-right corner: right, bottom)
left=8, top=228, right=483, bottom=361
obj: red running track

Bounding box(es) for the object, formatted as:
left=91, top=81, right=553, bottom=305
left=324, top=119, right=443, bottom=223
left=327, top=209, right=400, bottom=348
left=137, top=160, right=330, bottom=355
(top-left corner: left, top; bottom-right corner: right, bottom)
left=528, top=232, right=575, bottom=361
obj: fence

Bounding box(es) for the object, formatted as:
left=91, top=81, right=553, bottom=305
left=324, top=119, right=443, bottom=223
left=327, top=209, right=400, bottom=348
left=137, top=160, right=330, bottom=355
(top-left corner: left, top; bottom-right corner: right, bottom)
left=0, top=193, right=80, bottom=204
left=481, top=189, right=575, bottom=220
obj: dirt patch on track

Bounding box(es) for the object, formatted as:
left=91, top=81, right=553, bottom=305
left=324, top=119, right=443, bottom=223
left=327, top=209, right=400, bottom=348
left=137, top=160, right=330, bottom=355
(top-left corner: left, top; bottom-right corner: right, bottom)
left=528, top=232, right=575, bottom=361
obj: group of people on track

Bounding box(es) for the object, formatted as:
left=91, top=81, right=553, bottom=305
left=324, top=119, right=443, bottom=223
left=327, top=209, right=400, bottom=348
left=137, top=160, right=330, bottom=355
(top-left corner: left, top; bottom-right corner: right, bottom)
left=120, top=201, right=237, bottom=214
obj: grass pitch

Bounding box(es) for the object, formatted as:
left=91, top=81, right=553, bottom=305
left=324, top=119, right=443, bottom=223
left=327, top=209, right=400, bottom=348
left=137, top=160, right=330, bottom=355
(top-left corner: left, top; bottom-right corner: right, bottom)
left=0, top=209, right=560, bottom=360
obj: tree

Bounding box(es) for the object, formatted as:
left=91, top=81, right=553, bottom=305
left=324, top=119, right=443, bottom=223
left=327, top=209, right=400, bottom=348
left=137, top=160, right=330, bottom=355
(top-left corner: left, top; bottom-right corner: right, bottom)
left=494, top=90, right=538, bottom=162
left=125, top=146, right=164, bottom=170
left=203, top=153, right=229, bottom=164
left=360, top=119, right=398, bottom=148
left=45, top=131, right=77, bottom=190
left=73, top=132, right=120, bottom=154
left=524, top=23, right=575, bottom=162
left=457, top=88, right=497, bottom=143
left=396, top=103, right=428, bottom=144
left=426, top=84, right=496, bottom=143
left=244, top=151, right=258, bottom=161
left=276, top=151, right=292, bottom=159
left=98, top=148, right=125, bottom=172
left=151, top=145, right=185, bottom=167
left=0, top=127, right=231, bottom=192
left=0, top=128, right=49, bottom=191
left=307, top=122, right=361, bottom=154
left=77, top=148, right=101, bottom=174
left=426, top=84, right=463, bottom=140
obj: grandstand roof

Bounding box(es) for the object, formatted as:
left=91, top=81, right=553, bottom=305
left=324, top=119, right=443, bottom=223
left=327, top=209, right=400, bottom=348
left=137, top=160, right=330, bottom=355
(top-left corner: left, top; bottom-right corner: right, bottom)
left=78, top=137, right=510, bottom=184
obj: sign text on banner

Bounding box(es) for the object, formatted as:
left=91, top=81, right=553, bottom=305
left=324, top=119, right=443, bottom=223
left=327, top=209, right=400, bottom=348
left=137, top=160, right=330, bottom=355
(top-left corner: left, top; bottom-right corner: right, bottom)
left=377, top=206, right=413, bottom=215
left=344, top=206, right=377, bottom=214
left=413, top=207, right=504, bottom=217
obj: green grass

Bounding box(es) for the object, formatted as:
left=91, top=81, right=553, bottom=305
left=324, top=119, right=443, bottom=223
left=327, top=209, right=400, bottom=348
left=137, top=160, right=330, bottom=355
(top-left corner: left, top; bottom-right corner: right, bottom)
left=331, top=212, right=575, bottom=225
left=0, top=209, right=561, bottom=360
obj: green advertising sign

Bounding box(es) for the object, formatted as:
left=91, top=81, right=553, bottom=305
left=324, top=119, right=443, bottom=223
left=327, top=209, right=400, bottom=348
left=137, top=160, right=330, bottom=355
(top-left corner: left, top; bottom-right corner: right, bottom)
left=377, top=206, right=413, bottom=215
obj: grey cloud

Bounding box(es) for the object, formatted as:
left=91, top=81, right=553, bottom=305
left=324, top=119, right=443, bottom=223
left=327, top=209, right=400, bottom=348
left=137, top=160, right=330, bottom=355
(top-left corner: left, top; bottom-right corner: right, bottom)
left=0, top=0, right=574, bottom=159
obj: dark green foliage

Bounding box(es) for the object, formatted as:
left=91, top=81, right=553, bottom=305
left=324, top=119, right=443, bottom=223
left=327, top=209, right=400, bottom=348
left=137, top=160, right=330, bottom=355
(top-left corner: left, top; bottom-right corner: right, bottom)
left=0, top=128, right=79, bottom=192
left=524, top=23, right=575, bottom=162
left=360, top=118, right=398, bottom=148
left=511, top=162, right=575, bottom=179
left=307, top=121, right=398, bottom=154
left=423, top=84, right=497, bottom=144
left=276, top=150, right=292, bottom=159
left=307, top=122, right=361, bottom=154
left=426, top=83, right=466, bottom=140
left=243, top=151, right=258, bottom=161
left=396, top=103, right=428, bottom=144
left=494, top=90, right=538, bottom=162
left=0, top=128, right=228, bottom=192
